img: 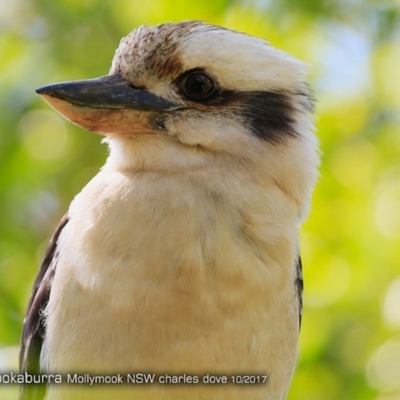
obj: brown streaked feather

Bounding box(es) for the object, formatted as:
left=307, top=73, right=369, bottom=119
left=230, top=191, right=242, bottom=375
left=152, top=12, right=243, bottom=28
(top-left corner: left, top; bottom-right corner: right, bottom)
left=19, top=214, right=69, bottom=400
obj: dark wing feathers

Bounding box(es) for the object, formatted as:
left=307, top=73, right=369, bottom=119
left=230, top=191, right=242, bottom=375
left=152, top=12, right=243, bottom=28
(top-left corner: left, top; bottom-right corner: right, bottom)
left=295, top=255, right=304, bottom=329
left=19, top=214, right=69, bottom=400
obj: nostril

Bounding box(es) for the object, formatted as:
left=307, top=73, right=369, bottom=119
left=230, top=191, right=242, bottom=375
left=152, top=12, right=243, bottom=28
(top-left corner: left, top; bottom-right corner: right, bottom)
left=152, top=117, right=166, bottom=131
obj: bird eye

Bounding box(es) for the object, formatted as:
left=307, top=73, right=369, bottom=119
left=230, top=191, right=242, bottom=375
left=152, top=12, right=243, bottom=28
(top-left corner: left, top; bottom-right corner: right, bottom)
left=179, top=71, right=216, bottom=101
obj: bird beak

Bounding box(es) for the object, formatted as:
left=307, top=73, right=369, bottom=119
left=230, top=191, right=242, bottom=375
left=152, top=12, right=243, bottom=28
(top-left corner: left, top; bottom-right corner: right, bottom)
left=36, top=74, right=180, bottom=135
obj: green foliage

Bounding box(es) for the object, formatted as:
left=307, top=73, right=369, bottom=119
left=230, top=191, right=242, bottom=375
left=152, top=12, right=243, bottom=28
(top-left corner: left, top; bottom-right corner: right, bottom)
left=1, top=0, right=399, bottom=399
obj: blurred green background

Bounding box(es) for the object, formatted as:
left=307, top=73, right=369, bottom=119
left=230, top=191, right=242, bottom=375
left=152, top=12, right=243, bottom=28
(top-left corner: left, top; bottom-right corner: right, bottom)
left=1, top=0, right=400, bottom=399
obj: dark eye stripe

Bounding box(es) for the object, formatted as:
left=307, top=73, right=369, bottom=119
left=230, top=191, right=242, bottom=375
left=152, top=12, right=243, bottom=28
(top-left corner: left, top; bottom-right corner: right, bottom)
left=187, top=88, right=311, bottom=143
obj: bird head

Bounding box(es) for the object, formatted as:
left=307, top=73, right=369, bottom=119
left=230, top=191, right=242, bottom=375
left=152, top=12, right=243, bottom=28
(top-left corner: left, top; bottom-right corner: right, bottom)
left=37, top=21, right=319, bottom=218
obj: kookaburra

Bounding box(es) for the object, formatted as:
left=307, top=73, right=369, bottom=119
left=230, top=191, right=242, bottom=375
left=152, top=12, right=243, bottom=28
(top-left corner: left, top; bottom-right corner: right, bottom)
left=19, top=21, right=319, bottom=400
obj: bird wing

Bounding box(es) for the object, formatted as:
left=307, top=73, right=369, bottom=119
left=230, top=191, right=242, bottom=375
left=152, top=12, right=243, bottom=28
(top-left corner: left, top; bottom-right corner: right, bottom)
left=19, top=214, right=69, bottom=400
left=295, top=256, right=304, bottom=330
